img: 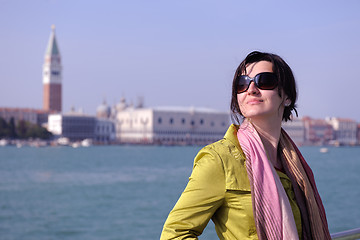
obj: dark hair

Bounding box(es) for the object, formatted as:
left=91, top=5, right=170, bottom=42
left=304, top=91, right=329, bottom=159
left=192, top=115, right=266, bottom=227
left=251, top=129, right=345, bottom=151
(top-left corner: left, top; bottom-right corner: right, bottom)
left=230, top=51, right=298, bottom=123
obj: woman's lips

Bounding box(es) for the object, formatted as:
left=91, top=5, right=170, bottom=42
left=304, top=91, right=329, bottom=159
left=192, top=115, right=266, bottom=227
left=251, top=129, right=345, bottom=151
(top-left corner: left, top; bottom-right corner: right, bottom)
left=247, top=99, right=263, bottom=104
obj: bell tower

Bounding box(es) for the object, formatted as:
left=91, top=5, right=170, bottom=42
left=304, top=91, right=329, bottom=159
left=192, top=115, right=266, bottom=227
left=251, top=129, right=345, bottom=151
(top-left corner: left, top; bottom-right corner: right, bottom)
left=43, top=25, right=62, bottom=112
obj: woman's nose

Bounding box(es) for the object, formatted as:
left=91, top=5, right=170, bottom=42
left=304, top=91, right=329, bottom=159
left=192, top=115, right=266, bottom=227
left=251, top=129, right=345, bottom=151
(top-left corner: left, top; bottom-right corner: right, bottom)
left=247, top=81, right=260, bottom=94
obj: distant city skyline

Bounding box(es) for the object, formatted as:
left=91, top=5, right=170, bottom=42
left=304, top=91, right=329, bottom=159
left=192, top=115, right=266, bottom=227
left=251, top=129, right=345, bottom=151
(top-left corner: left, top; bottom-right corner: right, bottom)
left=1, top=1, right=360, bottom=121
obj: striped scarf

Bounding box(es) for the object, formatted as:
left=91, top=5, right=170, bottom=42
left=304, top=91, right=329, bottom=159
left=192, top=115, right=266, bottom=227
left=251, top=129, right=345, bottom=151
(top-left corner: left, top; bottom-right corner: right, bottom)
left=237, top=120, right=331, bottom=240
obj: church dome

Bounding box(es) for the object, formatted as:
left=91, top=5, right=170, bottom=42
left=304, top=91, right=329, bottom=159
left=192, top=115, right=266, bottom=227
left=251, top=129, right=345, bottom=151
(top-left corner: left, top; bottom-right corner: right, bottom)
left=116, top=97, right=128, bottom=112
left=96, top=101, right=111, bottom=118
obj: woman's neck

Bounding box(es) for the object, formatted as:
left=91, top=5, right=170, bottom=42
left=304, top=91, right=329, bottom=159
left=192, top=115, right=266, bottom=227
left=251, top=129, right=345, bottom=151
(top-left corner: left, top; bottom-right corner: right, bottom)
left=249, top=117, right=283, bottom=169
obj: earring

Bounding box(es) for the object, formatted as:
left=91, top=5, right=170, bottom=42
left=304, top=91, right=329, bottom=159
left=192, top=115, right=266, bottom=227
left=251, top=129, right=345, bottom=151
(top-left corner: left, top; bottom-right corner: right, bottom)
left=285, top=101, right=291, bottom=107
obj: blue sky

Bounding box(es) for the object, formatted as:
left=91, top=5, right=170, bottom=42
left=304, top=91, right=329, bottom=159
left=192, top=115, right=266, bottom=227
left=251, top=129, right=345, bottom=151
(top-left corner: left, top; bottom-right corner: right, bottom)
left=1, top=0, right=360, bottom=121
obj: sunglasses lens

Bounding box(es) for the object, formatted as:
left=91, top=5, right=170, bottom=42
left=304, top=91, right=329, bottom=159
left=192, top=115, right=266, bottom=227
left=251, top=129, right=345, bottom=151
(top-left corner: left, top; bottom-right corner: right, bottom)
left=236, top=76, right=249, bottom=93
left=257, top=73, right=278, bottom=90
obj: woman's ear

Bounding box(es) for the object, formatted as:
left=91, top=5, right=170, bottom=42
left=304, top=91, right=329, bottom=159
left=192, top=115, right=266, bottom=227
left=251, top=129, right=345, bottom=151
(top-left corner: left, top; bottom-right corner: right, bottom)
left=284, top=98, right=291, bottom=107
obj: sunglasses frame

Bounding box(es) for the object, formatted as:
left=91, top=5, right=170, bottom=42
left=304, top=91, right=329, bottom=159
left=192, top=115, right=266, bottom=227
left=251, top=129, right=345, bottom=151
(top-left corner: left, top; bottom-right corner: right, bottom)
left=236, top=72, right=278, bottom=94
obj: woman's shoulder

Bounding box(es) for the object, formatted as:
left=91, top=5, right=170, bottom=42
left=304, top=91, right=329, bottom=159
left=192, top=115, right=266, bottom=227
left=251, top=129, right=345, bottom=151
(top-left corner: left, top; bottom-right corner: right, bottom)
left=194, top=136, right=250, bottom=191
left=197, top=138, right=240, bottom=158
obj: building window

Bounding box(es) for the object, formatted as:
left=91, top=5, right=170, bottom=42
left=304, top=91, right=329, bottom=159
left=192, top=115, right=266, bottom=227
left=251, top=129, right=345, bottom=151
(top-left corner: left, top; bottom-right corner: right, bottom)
left=211, top=121, right=215, bottom=127
left=200, top=119, right=204, bottom=125
left=170, top=118, right=174, bottom=124
left=182, top=118, right=186, bottom=124
left=158, top=117, right=162, bottom=124
left=191, top=120, right=195, bottom=126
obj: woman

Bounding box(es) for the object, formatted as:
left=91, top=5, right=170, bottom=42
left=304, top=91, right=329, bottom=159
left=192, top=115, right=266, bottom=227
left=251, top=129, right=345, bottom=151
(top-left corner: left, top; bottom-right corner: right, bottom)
left=160, top=51, right=331, bottom=239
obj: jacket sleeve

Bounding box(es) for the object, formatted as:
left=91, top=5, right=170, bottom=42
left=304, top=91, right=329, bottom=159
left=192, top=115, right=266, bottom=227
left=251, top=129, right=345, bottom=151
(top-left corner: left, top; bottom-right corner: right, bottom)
left=160, top=148, right=226, bottom=240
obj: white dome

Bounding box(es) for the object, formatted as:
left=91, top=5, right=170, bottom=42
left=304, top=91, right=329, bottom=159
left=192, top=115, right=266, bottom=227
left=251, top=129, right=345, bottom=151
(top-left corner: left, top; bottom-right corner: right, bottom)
left=96, top=101, right=111, bottom=118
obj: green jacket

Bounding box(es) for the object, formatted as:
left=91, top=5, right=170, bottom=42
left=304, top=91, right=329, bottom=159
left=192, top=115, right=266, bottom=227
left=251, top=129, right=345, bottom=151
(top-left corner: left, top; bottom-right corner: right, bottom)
left=160, top=124, right=301, bottom=240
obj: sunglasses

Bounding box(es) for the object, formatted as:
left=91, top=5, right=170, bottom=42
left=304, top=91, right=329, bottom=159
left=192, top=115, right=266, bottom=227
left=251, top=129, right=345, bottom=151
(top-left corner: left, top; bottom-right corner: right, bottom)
left=236, top=72, right=278, bottom=94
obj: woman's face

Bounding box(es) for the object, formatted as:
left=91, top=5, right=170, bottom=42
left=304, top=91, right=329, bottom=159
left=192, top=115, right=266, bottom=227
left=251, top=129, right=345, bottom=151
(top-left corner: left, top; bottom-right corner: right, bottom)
left=237, top=61, right=285, bottom=121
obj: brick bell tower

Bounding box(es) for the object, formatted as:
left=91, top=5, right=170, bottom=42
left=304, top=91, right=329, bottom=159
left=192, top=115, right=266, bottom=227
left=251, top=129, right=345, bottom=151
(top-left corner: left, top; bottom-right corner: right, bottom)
left=43, top=25, right=62, bottom=112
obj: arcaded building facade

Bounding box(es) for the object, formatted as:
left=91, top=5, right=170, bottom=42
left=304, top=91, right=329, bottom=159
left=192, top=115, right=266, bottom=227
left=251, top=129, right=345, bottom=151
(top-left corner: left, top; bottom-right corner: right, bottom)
left=115, top=107, right=230, bottom=145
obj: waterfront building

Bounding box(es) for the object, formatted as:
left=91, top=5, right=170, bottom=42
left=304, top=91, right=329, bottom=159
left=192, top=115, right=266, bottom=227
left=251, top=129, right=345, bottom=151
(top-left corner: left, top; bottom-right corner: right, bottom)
left=43, top=25, right=62, bottom=112
left=326, top=117, right=357, bottom=145
left=48, top=112, right=96, bottom=141
left=0, top=107, right=50, bottom=126
left=281, top=118, right=305, bottom=145
left=303, top=117, right=333, bottom=145
left=48, top=110, right=115, bottom=144
left=115, top=106, right=230, bottom=145
left=95, top=118, right=116, bottom=144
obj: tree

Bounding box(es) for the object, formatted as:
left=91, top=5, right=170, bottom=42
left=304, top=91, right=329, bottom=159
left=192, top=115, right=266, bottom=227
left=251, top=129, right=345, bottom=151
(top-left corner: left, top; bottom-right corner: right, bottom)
left=17, top=120, right=28, bottom=138
left=0, top=117, right=52, bottom=140
left=26, top=124, right=53, bottom=139
left=9, top=117, right=17, bottom=138
left=0, top=117, right=9, bottom=137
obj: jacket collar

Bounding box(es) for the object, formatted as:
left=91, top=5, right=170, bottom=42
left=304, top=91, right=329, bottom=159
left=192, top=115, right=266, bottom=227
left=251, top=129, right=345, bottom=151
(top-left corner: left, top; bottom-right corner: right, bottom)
left=223, top=124, right=242, bottom=151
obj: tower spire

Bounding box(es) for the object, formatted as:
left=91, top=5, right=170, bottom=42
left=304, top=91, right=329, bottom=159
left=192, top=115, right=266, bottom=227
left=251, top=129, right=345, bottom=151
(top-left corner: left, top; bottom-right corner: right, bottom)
left=46, top=24, right=60, bottom=56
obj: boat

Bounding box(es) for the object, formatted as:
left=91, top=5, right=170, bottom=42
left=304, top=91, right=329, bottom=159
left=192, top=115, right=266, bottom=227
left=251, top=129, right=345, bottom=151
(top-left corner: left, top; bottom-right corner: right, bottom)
left=57, top=137, right=70, bottom=146
left=0, top=139, right=9, bottom=146
left=81, top=138, right=92, bottom=147
left=320, top=147, right=329, bottom=153
left=71, top=142, right=80, bottom=148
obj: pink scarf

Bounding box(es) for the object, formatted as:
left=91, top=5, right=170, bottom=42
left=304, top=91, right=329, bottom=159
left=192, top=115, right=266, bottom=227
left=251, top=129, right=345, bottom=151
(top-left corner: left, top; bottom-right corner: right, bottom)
left=237, top=120, right=331, bottom=240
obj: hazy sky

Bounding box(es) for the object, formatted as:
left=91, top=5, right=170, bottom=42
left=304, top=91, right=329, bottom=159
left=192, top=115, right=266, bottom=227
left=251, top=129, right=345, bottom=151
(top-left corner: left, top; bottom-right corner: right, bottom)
left=1, top=0, right=360, bottom=121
